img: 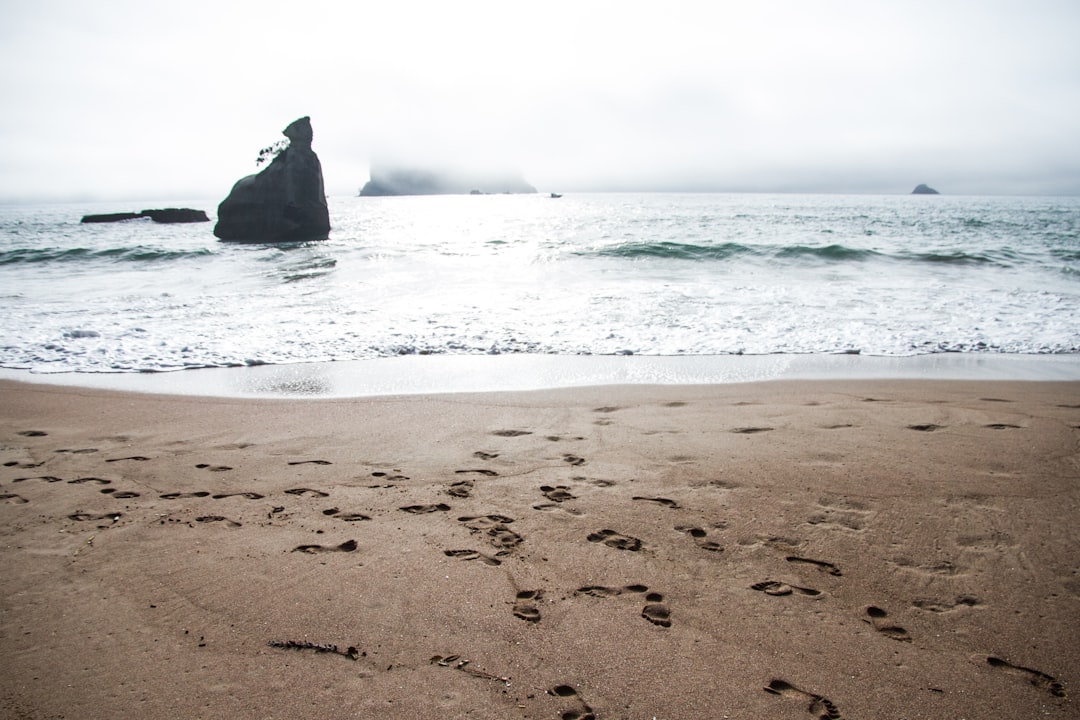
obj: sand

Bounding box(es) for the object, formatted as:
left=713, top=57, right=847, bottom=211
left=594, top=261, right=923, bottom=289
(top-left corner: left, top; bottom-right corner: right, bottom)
left=1, top=378, right=1077, bottom=719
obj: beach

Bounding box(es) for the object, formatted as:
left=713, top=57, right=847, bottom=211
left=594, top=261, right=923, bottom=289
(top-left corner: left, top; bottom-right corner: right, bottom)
left=1, top=376, right=1077, bottom=719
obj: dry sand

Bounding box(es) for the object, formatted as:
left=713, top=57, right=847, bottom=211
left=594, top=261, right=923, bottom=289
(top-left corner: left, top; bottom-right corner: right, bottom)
left=1, top=378, right=1077, bottom=719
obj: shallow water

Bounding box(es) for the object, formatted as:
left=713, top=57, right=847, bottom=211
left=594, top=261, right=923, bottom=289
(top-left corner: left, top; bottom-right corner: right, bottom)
left=1, top=193, right=1078, bottom=374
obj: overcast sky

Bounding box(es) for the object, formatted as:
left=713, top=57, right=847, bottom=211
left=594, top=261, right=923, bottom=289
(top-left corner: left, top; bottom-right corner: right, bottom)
left=1, top=0, right=1079, bottom=202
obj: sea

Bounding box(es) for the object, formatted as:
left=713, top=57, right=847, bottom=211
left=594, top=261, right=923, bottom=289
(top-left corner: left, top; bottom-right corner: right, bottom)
left=1, top=192, right=1078, bottom=394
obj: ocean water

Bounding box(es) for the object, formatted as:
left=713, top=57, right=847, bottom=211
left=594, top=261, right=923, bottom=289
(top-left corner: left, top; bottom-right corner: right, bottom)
left=1, top=193, right=1078, bottom=375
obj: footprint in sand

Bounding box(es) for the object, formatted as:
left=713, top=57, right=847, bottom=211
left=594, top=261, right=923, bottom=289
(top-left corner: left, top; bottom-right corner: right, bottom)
left=293, top=539, right=358, bottom=554
left=541, top=485, right=576, bottom=502
left=574, top=584, right=669, bottom=627
left=533, top=502, right=583, bottom=516
left=399, top=503, right=451, bottom=514
left=763, top=679, right=841, bottom=719
left=984, top=423, right=1023, bottom=430
left=458, top=515, right=522, bottom=549
left=985, top=656, right=1066, bottom=698
left=864, top=606, right=912, bottom=642
left=13, top=476, right=64, bottom=483
left=456, top=469, right=499, bottom=477
left=285, top=488, right=330, bottom=498
left=575, top=584, right=650, bottom=598
left=195, top=463, right=232, bottom=471
left=105, top=456, right=151, bottom=462
left=322, top=508, right=372, bottom=521
left=160, top=491, right=211, bottom=499
left=751, top=580, right=821, bottom=597
left=589, top=478, right=616, bottom=488
left=907, top=424, right=944, bottom=432
left=3, top=461, right=44, bottom=468
left=587, top=529, right=643, bottom=551
left=446, top=480, right=473, bottom=498
left=443, top=549, right=502, bottom=566
left=1, top=493, right=29, bottom=504
left=641, top=592, right=672, bottom=627
left=287, top=459, right=333, bottom=466
left=68, top=511, right=121, bottom=522
left=513, top=590, right=543, bottom=623
left=563, top=454, right=586, bottom=466
left=786, top=555, right=842, bottom=576
left=69, top=477, right=111, bottom=485
left=100, top=488, right=140, bottom=498
left=633, top=496, right=680, bottom=509
left=731, top=426, right=774, bottom=434
left=473, top=451, right=499, bottom=460
left=370, top=470, right=410, bottom=482
left=195, top=515, right=242, bottom=527
left=212, top=492, right=265, bottom=500
left=676, top=526, right=723, bottom=552
left=492, top=429, right=532, bottom=437
left=16, top=430, right=48, bottom=437
left=548, top=684, right=596, bottom=720
left=912, top=596, right=981, bottom=613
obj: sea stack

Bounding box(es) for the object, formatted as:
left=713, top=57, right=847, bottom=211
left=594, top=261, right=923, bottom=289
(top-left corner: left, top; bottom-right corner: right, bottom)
left=911, top=184, right=940, bottom=195
left=214, top=117, right=330, bottom=242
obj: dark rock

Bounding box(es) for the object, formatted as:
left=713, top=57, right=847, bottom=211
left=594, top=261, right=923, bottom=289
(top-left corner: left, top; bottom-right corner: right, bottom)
left=359, top=166, right=536, bottom=196
left=81, top=209, right=209, bottom=224
left=81, top=212, right=144, bottom=223
left=911, top=184, right=940, bottom=195
left=214, top=117, right=330, bottom=242
left=139, top=208, right=209, bottom=223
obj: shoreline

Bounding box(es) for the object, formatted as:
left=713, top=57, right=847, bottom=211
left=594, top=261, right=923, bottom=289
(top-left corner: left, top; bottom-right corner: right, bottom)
left=2, top=352, right=1080, bottom=398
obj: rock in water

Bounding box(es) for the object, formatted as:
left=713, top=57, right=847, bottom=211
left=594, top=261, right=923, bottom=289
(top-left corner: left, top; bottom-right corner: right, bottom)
left=214, top=117, right=330, bottom=242
left=911, top=184, right=940, bottom=195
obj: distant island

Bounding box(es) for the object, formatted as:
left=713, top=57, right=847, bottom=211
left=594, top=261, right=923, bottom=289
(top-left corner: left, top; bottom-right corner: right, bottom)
left=359, top=166, right=536, bottom=196
left=911, top=184, right=940, bottom=195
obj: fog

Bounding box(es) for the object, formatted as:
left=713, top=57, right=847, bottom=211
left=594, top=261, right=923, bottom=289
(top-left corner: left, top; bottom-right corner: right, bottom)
left=2, top=0, right=1079, bottom=201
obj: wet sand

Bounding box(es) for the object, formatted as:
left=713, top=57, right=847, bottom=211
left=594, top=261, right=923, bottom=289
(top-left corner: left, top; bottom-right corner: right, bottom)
left=1, top=378, right=1077, bottom=718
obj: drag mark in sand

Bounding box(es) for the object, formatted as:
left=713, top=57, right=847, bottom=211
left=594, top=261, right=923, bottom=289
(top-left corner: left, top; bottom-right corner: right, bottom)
left=16, top=430, right=48, bottom=437
left=195, top=463, right=232, bottom=471
left=491, top=429, right=532, bottom=437
left=751, top=580, right=821, bottom=597
left=3, top=460, right=44, bottom=468
left=764, top=679, right=842, bottom=719
left=287, top=459, right=333, bottom=466
left=105, top=455, right=151, bottom=462
left=786, top=555, right=842, bottom=576
left=268, top=639, right=361, bottom=661
left=864, top=606, right=912, bottom=642
left=986, top=656, right=1066, bottom=698
left=587, top=529, right=642, bottom=551
left=13, top=475, right=64, bottom=483
left=548, top=684, right=596, bottom=720
left=731, top=426, right=774, bottom=434
left=907, top=424, right=944, bottom=432
left=69, top=477, right=111, bottom=485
